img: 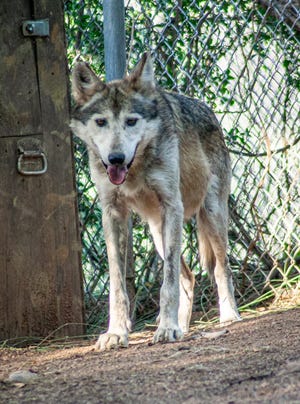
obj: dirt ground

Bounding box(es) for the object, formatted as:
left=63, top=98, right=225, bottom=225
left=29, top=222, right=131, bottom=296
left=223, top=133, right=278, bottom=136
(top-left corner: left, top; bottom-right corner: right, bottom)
left=1, top=307, right=300, bottom=404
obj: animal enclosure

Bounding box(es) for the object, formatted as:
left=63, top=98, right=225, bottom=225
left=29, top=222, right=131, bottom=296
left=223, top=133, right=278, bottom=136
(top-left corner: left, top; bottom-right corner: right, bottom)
left=64, top=0, right=300, bottom=331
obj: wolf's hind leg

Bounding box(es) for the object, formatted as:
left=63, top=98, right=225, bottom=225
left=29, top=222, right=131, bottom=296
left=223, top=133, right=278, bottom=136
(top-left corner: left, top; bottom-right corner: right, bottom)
left=179, top=257, right=195, bottom=333
left=198, top=206, right=240, bottom=324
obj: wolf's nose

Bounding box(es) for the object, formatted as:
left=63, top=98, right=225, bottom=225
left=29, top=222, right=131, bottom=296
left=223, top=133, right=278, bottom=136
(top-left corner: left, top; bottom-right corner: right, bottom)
left=108, top=152, right=126, bottom=165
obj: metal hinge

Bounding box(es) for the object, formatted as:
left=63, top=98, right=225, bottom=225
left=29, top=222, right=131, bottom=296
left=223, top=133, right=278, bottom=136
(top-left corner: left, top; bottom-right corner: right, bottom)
left=22, top=19, right=49, bottom=37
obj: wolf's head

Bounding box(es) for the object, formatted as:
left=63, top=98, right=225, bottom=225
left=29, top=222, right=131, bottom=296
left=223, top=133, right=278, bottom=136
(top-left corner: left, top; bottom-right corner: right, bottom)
left=71, top=53, right=159, bottom=185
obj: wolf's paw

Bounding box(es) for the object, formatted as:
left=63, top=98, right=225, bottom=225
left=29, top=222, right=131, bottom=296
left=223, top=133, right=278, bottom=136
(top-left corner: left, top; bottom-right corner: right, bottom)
left=94, top=332, right=129, bottom=351
left=153, top=326, right=183, bottom=344
left=219, top=298, right=242, bottom=326
left=220, top=310, right=242, bottom=326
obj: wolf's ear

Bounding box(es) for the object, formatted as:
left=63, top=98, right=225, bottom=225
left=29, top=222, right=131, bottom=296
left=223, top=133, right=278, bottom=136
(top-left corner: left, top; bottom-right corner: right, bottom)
left=127, top=52, right=155, bottom=89
left=71, top=62, right=105, bottom=106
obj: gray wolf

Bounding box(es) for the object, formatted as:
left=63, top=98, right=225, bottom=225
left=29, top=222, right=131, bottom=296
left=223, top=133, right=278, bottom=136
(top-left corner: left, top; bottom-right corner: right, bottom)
left=71, top=53, right=240, bottom=350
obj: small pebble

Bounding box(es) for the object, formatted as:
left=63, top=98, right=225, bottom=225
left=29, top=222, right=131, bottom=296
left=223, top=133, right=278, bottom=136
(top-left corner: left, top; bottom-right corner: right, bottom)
left=201, top=329, right=228, bottom=339
left=8, top=370, right=38, bottom=384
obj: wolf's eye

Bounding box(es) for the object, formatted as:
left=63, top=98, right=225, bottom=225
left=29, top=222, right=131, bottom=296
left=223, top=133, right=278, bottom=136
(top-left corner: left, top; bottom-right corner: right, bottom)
left=95, top=118, right=107, bottom=127
left=126, top=118, right=138, bottom=127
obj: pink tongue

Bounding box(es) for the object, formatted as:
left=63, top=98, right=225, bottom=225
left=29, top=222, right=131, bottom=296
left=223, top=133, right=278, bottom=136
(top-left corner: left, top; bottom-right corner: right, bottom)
left=107, top=165, right=127, bottom=185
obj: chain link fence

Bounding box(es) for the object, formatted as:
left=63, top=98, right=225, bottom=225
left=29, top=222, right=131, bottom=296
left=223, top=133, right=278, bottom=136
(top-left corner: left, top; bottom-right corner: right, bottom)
left=64, top=0, right=300, bottom=332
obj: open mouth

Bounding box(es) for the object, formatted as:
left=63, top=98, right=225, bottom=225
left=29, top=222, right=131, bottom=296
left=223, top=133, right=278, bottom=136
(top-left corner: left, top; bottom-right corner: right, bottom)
left=102, top=156, right=135, bottom=186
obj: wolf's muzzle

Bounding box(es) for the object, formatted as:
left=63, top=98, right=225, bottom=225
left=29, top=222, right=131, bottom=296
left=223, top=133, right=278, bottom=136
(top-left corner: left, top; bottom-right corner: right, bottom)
left=103, top=144, right=139, bottom=186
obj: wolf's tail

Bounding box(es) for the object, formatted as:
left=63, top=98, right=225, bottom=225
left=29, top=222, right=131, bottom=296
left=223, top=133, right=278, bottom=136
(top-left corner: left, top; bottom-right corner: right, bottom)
left=198, top=232, right=216, bottom=278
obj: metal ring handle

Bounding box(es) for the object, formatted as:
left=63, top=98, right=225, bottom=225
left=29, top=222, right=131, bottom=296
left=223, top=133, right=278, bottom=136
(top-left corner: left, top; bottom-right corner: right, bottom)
left=17, top=150, right=48, bottom=176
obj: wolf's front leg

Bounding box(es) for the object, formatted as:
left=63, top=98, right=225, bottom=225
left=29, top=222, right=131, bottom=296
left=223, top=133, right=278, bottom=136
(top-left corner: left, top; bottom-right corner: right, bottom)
left=95, top=205, right=132, bottom=351
left=153, top=200, right=184, bottom=343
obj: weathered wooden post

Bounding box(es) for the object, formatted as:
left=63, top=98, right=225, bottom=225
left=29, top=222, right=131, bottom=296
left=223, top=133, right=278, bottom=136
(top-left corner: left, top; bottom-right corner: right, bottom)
left=103, top=0, right=135, bottom=320
left=0, top=0, right=84, bottom=342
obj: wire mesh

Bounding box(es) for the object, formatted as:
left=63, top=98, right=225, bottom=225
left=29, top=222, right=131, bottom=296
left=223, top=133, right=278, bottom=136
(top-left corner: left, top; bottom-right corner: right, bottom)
left=64, top=0, right=300, bottom=331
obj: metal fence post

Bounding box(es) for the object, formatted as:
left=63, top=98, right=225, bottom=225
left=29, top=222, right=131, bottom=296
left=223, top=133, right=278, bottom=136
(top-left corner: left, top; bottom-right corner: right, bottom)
left=103, top=0, right=126, bottom=81
left=103, top=0, right=136, bottom=321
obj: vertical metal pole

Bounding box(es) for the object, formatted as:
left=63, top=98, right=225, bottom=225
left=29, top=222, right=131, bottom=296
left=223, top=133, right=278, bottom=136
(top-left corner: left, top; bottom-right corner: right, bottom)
left=103, top=0, right=136, bottom=321
left=103, top=0, right=126, bottom=81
